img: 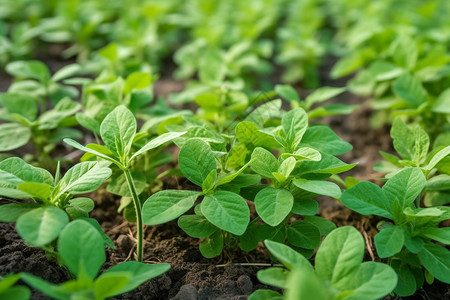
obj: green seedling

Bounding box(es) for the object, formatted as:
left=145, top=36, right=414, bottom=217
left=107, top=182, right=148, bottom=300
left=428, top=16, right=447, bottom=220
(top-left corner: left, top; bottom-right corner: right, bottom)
left=374, top=118, right=450, bottom=206
left=143, top=137, right=254, bottom=258
left=0, top=274, right=30, bottom=300
left=0, top=157, right=113, bottom=253
left=20, top=219, right=170, bottom=300
left=6, top=60, right=81, bottom=105
left=341, top=167, right=450, bottom=296
left=0, top=94, right=81, bottom=168
left=249, top=226, right=397, bottom=300
left=144, top=107, right=355, bottom=258
left=64, top=105, right=186, bottom=262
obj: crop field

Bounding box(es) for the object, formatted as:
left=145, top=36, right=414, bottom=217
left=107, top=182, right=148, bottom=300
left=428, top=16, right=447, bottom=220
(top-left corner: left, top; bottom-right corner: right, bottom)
left=0, top=0, right=449, bottom=299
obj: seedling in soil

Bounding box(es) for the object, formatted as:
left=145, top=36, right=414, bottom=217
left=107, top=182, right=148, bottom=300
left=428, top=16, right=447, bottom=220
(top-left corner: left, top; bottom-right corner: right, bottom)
left=64, top=105, right=186, bottom=262
left=374, top=118, right=450, bottom=206
left=0, top=94, right=82, bottom=169
left=20, top=219, right=170, bottom=300
left=144, top=107, right=355, bottom=258
left=5, top=60, right=81, bottom=105
left=249, top=226, right=397, bottom=300
left=341, top=167, right=450, bottom=296
left=0, top=157, right=113, bottom=253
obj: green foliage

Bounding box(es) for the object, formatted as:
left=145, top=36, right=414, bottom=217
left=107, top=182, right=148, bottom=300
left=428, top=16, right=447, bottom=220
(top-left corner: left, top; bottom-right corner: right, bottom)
left=374, top=118, right=450, bottom=206
left=0, top=274, right=30, bottom=300
left=64, top=105, right=186, bottom=261
left=341, top=168, right=450, bottom=295
left=249, top=227, right=397, bottom=300
left=0, top=157, right=112, bottom=251
left=20, top=219, right=170, bottom=300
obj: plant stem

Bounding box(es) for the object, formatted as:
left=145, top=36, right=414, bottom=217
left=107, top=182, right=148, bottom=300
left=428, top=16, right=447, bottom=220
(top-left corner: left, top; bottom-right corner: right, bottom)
left=124, top=169, right=143, bottom=262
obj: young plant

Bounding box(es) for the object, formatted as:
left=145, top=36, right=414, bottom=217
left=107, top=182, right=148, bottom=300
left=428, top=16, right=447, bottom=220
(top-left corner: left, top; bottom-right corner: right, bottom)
left=64, top=105, right=186, bottom=262
left=143, top=107, right=355, bottom=258
left=249, top=226, right=397, bottom=300
left=20, top=219, right=170, bottom=300
left=0, top=95, right=82, bottom=168
left=341, top=167, right=450, bottom=296
left=0, top=157, right=113, bottom=253
left=5, top=60, right=81, bottom=105
left=0, top=274, right=30, bottom=300
left=374, top=118, right=450, bottom=206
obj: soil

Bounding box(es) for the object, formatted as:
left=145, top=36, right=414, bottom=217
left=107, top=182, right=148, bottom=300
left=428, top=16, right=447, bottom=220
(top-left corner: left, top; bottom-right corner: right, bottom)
left=0, top=57, right=448, bottom=300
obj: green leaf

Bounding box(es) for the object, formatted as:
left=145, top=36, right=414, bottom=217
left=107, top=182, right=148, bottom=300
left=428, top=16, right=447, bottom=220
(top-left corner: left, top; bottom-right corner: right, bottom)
left=0, top=92, right=38, bottom=121
left=199, top=50, right=226, bottom=84
left=103, top=261, right=170, bottom=296
left=393, top=73, right=427, bottom=107
left=129, top=131, right=186, bottom=162
left=286, top=268, right=326, bottom=300
left=58, top=219, right=105, bottom=279
left=65, top=197, right=95, bottom=219
left=281, top=147, right=321, bottom=161
left=17, top=182, right=52, bottom=201
left=305, top=86, right=346, bottom=108
left=75, top=113, right=100, bottom=135
left=199, top=230, right=223, bottom=258
left=293, top=179, right=341, bottom=199
left=0, top=123, right=31, bottom=151
left=291, top=198, right=319, bottom=216
left=38, top=98, right=81, bottom=130
left=201, top=191, right=249, bottom=235
left=432, top=88, right=450, bottom=113
left=179, top=139, right=216, bottom=186
left=248, top=290, right=283, bottom=300
left=16, top=207, right=68, bottom=247
left=418, top=243, right=450, bottom=283
left=0, top=286, right=30, bottom=300
left=124, top=72, right=152, bottom=94
left=382, top=167, right=425, bottom=209
left=275, top=84, right=300, bottom=102
left=52, top=64, right=81, bottom=82
left=255, top=188, right=293, bottom=226
left=202, top=169, right=217, bottom=193
left=315, top=226, right=364, bottom=286
left=63, top=138, right=121, bottom=165
left=0, top=203, right=39, bottom=222
left=300, top=125, right=352, bottom=155
left=57, top=162, right=111, bottom=195
left=282, top=108, right=308, bottom=151
left=374, top=226, right=405, bottom=258
left=264, top=240, right=312, bottom=271
left=287, top=222, right=321, bottom=249
left=94, top=272, right=130, bottom=300
left=412, top=126, right=429, bottom=164
left=216, top=159, right=254, bottom=186
left=343, top=262, right=397, bottom=300
left=80, top=218, right=115, bottom=249
left=420, top=227, right=450, bottom=244
left=250, top=147, right=279, bottom=179
left=303, top=216, right=336, bottom=236
left=257, top=268, right=289, bottom=289
left=0, top=157, right=53, bottom=185
left=142, top=190, right=199, bottom=225
left=178, top=215, right=217, bottom=238
left=296, top=152, right=357, bottom=176
left=341, top=181, right=393, bottom=219
left=393, top=264, right=417, bottom=296
left=20, top=273, right=68, bottom=300
left=391, top=118, right=414, bottom=160
left=6, top=60, right=50, bottom=83
left=100, top=105, right=136, bottom=159
left=424, top=146, right=450, bottom=171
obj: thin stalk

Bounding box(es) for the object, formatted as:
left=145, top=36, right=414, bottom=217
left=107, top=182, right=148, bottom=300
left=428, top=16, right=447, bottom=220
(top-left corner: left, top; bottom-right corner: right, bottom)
left=124, top=169, right=143, bottom=262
